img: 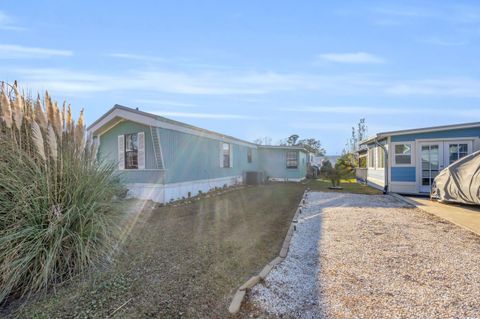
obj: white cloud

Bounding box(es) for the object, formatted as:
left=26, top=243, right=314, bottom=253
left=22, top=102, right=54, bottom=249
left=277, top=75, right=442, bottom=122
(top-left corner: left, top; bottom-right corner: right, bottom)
left=151, top=111, right=255, bottom=120
left=134, top=99, right=198, bottom=107
left=316, top=52, right=385, bottom=64
left=419, top=37, right=468, bottom=47
left=283, top=106, right=479, bottom=123
left=0, top=11, right=26, bottom=31
left=371, top=4, right=480, bottom=26
left=107, top=53, right=167, bottom=62
left=385, top=77, right=480, bottom=97
left=10, top=66, right=480, bottom=99
left=281, top=106, right=427, bottom=115
left=0, top=44, right=72, bottom=59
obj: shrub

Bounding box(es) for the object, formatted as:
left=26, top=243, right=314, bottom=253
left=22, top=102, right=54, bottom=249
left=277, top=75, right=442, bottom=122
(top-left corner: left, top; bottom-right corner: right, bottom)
left=336, top=152, right=358, bottom=178
left=320, top=160, right=340, bottom=187
left=0, top=82, right=125, bottom=303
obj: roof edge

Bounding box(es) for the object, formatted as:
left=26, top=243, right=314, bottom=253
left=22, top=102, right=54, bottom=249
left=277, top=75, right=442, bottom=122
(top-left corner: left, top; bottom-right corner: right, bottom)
left=378, top=121, right=480, bottom=137
left=87, top=104, right=258, bottom=146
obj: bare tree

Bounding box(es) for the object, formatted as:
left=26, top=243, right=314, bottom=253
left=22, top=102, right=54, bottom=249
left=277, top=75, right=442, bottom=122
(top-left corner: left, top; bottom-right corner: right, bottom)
left=345, top=118, right=368, bottom=152
left=253, top=136, right=272, bottom=145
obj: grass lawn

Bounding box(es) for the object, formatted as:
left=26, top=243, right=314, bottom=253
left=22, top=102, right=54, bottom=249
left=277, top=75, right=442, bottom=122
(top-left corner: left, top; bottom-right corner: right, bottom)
left=303, top=178, right=383, bottom=195
left=6, top=183, right=305, bottom=318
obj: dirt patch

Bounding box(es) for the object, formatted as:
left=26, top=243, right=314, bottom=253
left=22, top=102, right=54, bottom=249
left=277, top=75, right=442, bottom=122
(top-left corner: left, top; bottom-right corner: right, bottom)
left=5, top=184, right=304, bottom=318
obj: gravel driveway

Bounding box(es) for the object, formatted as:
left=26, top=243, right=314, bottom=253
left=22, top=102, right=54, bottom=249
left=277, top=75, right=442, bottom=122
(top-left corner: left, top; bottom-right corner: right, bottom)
left=248, top=192, right=480, bottom=318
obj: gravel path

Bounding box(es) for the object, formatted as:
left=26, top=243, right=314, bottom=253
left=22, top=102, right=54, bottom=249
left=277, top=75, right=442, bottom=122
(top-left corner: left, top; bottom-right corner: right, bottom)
left=249, top=192, right=480, bottom=318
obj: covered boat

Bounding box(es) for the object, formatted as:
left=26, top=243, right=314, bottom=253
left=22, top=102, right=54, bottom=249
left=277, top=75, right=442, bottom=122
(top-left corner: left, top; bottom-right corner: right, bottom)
left=431, top=150, right=480, bottom=205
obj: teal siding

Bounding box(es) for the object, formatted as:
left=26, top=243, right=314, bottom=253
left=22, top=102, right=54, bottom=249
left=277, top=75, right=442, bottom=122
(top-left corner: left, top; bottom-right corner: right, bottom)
left=116, top=170, right=165, bottom=184
left=259, top=148, right=307, bottom=179
left=157, top=127, right=259, bottom=184
left=391, top=127, right=480, bottom=142
left=391, top=167, right=416, bottom=182
left=96, top=119, right=309, bottom=185
left=98, top=121, right=164, bottom=183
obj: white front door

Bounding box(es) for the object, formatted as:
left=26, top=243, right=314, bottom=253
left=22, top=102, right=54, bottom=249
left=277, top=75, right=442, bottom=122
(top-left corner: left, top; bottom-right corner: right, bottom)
left=417, top=139, right=474, bottom=193
left=419, top=142, right=444, bottom=193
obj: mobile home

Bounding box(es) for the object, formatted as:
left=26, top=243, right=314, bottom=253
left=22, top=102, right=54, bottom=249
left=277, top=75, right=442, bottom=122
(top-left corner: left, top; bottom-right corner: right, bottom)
left=358, top=122, right=480, bottom=195
left=88, top=105, right=308, bottom=203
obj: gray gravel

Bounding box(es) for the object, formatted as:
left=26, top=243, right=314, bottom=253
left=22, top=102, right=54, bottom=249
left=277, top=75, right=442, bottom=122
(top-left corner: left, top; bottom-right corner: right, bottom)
left=250, top=192, right=480, bottom=318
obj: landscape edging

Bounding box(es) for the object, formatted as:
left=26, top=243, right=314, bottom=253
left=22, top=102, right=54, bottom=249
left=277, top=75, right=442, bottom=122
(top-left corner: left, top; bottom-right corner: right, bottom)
left=227, top=189, right=309, bottom=314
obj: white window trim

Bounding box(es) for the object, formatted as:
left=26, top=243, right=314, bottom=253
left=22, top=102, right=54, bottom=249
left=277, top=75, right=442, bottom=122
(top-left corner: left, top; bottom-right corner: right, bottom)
left=118, top=131, right=146, bottom=171
left=286, top=150, right=299, bottom=169
left=367, top=147, right=376, bottom=169
left=376, top=146, right=386, bottom=170
left=391, top=142, right=415, bottom=167
left=220, top=142, right=232, bottom=168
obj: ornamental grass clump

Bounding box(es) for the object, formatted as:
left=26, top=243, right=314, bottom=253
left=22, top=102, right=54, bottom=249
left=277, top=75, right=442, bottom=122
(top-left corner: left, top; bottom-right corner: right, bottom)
left=0, top=82, right=125, bottom=304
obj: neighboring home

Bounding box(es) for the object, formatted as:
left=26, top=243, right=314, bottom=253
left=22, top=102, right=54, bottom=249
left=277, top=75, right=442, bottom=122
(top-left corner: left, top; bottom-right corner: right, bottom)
left=87, top=105, right=308, bottom=203
left=358, top=122, right=480, bottom=194
left=257, top=145, right=308, bottom=181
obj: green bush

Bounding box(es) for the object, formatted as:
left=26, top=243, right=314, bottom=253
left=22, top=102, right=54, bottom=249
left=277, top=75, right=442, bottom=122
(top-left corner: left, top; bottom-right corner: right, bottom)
left=0, top=82, right=125, bottom=303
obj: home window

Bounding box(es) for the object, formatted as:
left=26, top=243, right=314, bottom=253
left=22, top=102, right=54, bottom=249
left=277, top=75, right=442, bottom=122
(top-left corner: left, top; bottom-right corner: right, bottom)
left=377, top=147, right=385, bottom=168
left=125, top=133, right=138, bottom=169
left=222, top=143, right=231, bottom=168
left=247, top=148, right=252, bottom=163
left=448, top=143, right=468, bottom=164
left=368, top=148, right=375, bottom=168
left=394, top=143, right=412, bottom=165
left=286, top=150, right=298, bottom=168
left=359, top=156, right=367, bottom=168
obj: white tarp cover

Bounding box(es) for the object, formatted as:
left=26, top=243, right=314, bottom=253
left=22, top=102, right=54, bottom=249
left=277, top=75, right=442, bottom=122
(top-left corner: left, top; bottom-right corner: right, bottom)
left=431, top=150, right=480, bottom=205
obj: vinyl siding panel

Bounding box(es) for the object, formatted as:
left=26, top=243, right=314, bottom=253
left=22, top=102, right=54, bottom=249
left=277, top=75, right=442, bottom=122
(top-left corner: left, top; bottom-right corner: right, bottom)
left=258, top=148, right=307, bottom=180
left=157, top=127, right=259, bottom=184
left=98, top=121, right=164, bottom=184
left=97, top=119, right=308, bottom=186
left=391, top=167, right=416, bottom=182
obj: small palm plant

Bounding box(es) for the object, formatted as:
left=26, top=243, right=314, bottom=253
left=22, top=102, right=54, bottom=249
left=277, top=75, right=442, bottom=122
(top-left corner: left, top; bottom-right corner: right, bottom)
left=0, top=82, right=125, bottom=303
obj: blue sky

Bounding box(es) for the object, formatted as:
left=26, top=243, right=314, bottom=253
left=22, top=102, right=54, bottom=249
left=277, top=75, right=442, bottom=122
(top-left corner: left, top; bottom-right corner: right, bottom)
left=1, top=1, right=479, bottom=154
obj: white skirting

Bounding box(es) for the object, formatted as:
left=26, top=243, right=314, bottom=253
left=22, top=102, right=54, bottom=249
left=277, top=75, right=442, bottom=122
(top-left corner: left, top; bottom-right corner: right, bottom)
left=389, top=182, right=419, bottom=194
left=126, top=183, right=165, bottom=203
left=126, top=175, right=243, bottom=204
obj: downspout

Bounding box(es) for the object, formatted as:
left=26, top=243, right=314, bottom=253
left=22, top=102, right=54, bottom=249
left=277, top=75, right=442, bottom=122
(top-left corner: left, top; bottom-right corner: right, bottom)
left=374, top=139, right=389, bottom=194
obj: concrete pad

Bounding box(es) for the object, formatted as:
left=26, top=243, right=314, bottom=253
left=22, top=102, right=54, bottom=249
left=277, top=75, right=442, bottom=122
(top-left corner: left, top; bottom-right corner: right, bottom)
left=228, top=289, right=246, bottom=314
left=406, top=196, right=480, bottom=236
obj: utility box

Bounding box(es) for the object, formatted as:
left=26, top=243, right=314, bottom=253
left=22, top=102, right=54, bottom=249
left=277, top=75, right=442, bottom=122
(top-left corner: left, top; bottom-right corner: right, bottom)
left=245, top=171, right=264, bottom=185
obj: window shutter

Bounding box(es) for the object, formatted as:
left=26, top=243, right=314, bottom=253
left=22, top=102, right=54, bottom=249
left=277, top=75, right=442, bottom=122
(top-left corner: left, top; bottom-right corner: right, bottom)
left=219, top=142, right=224, bottom=168
left=118, top=135, right=125, bottom=170
left=229, top=145, right=233, bottom=168
left=138, top=132, right=145, bottom=169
